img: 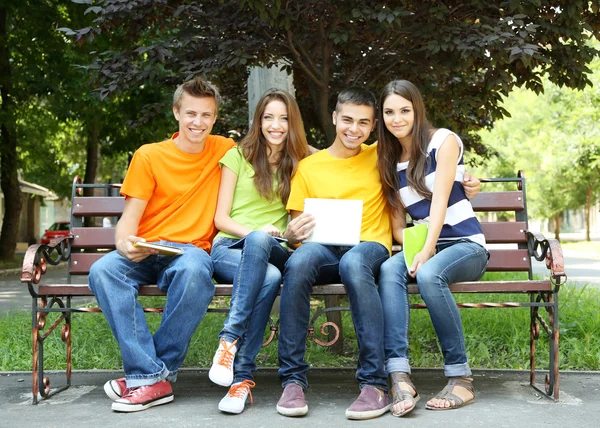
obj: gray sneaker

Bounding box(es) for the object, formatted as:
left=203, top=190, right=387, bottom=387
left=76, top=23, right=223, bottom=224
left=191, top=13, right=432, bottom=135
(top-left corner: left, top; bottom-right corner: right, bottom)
left=345, top=385, right=391, bottom=420
left=276, top=383, right=308, bottom=417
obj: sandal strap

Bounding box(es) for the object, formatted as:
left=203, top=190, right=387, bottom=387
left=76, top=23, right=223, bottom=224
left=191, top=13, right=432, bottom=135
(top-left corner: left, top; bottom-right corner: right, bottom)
left=435, top=390, right=464, bottom=407
left=430, top=376, right=473, bottom=406
left=447, top=376, right=474, bottom=395
left=390, top=372, right=418, bottom=403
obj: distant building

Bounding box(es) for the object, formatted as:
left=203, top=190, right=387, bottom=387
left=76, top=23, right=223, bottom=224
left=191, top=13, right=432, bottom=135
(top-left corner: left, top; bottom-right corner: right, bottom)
left=0, top=176, right=69, bottom=248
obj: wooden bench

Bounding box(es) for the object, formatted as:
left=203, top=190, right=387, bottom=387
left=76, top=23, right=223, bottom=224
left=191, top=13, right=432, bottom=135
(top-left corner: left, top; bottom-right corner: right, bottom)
left=20, top=172, right=566, bottom=404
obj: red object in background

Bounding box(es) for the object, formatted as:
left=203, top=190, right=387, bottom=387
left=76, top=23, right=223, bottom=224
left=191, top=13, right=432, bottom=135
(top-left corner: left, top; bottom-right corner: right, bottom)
left=40, top=221, right=70, bottom=244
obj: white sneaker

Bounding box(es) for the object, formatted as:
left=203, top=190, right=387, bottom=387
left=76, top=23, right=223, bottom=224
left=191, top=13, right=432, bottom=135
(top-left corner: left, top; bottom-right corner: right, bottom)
left=209, top=338, right=238, bottom=387
left=218, top=380, right=255, bottom=414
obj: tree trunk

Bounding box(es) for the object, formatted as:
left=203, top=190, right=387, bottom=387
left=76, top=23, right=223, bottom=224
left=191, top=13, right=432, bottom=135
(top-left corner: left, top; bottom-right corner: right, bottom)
left=83, top=113, right=100, bottom=227
left=307, top=81, right=334, bottom=146
left=83, top=113, right=100, bottom=196
left=0, top=7, right=22, bottom=261
left=585, top=183, right=591, bottom=242
left=553, top=214, right=561, bottom=241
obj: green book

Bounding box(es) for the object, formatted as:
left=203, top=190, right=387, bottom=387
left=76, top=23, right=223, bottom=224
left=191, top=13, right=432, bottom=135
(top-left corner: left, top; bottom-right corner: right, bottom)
left=402, top=223, right=428, bottom=270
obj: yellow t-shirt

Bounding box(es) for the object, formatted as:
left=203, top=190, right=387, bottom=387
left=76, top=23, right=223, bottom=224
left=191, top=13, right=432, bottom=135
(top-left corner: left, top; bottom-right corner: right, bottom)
left=120, top=133, right=236, bottom=251
left=287, top=144, right=391, bottom=253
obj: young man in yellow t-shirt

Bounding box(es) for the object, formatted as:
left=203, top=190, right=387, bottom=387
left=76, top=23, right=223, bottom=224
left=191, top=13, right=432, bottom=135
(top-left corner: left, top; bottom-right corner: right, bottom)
left=275, top=87, right=392, bottom=420
left=89, top=76, right=235, bottom=413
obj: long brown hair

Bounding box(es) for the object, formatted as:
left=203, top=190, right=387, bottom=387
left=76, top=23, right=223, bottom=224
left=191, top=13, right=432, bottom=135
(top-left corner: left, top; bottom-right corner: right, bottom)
left=377, top=80, right=435, bottom=209
left=239, top=88, right=309, bottom=205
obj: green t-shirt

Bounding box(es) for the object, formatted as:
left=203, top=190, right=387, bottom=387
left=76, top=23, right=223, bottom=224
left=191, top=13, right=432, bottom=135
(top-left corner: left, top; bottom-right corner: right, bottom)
left=215, top=147, right=289, bottom=240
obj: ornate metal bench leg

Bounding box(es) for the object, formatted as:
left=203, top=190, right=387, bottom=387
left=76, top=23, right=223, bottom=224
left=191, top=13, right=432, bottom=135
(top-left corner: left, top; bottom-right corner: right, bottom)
left=529, top=293, right=537, bottom=391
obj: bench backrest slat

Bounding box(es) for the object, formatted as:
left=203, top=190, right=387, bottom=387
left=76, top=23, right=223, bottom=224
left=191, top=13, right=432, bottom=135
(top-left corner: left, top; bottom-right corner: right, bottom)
left=480, top=222, right=526, bottom=244
left=72, top=227, right=116, bottom=249
left=72, top=197, right=125, bottom=217
left=470, top=191, right=524, bottom=212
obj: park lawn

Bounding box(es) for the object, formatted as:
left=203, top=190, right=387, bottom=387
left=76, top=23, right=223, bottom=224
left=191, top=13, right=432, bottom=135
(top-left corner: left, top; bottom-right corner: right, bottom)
left=1, top=273, right=599, bottom=372
left=560, top=240, right=600, bottom=257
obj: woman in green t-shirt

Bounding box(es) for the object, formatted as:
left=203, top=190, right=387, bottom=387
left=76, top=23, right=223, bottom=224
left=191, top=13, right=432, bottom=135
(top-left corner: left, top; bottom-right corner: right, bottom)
left=208, top=89, right=310, bottom=414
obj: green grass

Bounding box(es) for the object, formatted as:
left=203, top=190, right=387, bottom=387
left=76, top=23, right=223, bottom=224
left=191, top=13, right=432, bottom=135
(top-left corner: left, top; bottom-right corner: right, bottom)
left=0, top=257, right=22, bottom=270
left=1, top=273, right=599, bottom=372
left=560, top=240, right=600, bottom=256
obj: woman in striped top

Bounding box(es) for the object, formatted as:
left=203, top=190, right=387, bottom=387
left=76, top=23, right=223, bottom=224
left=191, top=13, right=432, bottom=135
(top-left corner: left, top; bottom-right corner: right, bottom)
left=376, top=80, right=489, bottom=416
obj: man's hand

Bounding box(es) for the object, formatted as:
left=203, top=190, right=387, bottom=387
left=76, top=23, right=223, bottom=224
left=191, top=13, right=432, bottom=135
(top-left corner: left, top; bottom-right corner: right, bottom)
left=116, top=235, right=157, bottom=262
left=462, top=172, right=481, bottom=199
left=284, top=212, right=316, bottom=245
left=260, top=224, right=283, bottom=238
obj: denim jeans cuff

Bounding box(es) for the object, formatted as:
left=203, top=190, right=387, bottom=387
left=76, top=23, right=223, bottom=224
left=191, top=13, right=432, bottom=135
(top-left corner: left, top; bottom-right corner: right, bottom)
left=359, top=382, right=388, bottom=393
left=386, top=357, right=411, bottom=374
left=219, top=333, right=240, bottom=345
left=443, top=362, right=472, bottom=377
left=126, top=364, right=169, bottom=388
left=166, top=371, right=178, bottom=383
left=282, top=379, right=307, bottom=390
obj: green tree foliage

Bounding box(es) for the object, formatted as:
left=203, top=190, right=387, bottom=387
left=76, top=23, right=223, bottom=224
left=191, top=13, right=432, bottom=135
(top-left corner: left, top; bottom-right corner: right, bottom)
left=0, top=0, right=75, bottom=259
left=70, top=0, right=600, bottom=150
left=475, top=43, right=600, bottom=240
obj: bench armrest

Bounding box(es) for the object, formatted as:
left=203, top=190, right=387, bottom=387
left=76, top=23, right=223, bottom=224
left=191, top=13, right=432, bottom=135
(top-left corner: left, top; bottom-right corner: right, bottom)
left=20, top=235, right=73, bottom=287
left=526, top=231, right=566, bottom=289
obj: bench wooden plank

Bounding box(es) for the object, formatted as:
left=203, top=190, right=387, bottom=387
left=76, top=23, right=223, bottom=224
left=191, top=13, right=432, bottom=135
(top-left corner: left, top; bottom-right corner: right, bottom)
left=481, top=222, right=526, bottom=243
left=37, top=279, right=553, bottom=299
left=72, top=228, right=116, bottom=249
left=487, top=249, right=529, bottom=271
left=72, top=197, right=125, bottom=216
left=470, top=191, right=524, bottom=212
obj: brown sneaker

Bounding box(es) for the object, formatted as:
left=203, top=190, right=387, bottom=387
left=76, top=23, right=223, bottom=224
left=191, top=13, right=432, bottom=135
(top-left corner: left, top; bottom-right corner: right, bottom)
left=345, top=386, right=391, bottom=420
left=111, top=380, right=174, bottom=413
left=276, top=383, right=308, bottom=417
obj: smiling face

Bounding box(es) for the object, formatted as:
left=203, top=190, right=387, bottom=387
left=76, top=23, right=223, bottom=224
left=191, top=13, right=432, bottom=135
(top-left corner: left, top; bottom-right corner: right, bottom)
left=382, top=93, right=415, bottom=144
left=261, top=100, right=289, bottom=152
left=331, top=103, right=376, bottom=157
left=172, top=93, right=218, bottom=153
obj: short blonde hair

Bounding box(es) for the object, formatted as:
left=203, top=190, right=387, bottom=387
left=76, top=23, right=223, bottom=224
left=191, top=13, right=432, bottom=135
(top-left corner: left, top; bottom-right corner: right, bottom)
left=173, top=76, right=221, bottom=111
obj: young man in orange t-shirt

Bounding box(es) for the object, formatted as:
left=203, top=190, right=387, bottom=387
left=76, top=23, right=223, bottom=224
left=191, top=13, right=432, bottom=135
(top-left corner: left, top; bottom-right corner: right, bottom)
left=89, top=76, right=235, bottom=413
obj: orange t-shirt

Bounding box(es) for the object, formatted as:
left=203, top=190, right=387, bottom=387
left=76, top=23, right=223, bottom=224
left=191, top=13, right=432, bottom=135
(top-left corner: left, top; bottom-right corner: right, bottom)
left=120, top=133, right=235, bottom=251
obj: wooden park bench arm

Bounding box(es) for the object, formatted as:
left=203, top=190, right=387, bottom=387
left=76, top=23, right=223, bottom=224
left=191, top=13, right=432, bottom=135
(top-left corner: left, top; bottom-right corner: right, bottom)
left=20, top=236, right=73, bottom=291
left=526, top=231, right=566, bottom=290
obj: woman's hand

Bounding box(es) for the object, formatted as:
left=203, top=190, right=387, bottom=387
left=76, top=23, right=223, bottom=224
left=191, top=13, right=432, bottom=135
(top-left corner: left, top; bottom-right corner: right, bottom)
left=260, top=224, right=283, bottom=238
left=462, top=172, right=481, bottom=199
left=408, top=247, right=436, bottom=277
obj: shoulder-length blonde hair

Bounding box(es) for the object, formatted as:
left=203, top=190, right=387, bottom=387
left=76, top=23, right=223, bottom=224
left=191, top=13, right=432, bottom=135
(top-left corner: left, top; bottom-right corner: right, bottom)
left=239, top=88, right=309, bottom=205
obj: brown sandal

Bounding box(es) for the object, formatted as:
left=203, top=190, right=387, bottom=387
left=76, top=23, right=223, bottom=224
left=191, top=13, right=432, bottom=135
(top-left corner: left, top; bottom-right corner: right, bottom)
left=425, top=376, right=474, bottom=410
left=389, top=372, right=420, bottom=417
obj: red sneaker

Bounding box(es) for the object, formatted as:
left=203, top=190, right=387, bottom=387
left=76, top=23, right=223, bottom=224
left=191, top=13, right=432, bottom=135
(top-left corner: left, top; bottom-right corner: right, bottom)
left=104, top=377, right=127, bottom=401
left=111, top=380, right=174, bottom=413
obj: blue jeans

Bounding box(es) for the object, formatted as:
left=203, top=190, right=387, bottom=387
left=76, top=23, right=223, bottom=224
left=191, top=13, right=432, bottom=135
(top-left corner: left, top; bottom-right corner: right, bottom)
left=211, top=231, right=289, bottom=383
left=88, top=242, right=214, bottom=388
left=379, top=240, right=489, bottom=377
left=278, top=241, right=389, bottom=390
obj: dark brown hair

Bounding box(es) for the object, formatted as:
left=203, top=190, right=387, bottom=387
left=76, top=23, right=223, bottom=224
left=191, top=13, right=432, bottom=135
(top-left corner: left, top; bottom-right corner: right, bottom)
left=377, top=80, right=435, bottom=209
left=239, top=88, right=309, bottom=205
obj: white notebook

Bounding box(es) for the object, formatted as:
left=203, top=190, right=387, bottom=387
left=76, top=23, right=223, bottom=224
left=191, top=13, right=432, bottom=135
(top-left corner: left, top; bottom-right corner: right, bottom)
left=303, top=198, right=363, bottom=246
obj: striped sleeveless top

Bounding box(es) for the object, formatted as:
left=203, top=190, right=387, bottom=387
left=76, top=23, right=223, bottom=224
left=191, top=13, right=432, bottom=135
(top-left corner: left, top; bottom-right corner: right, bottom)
left=396, top=128, right=486, bottom=248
